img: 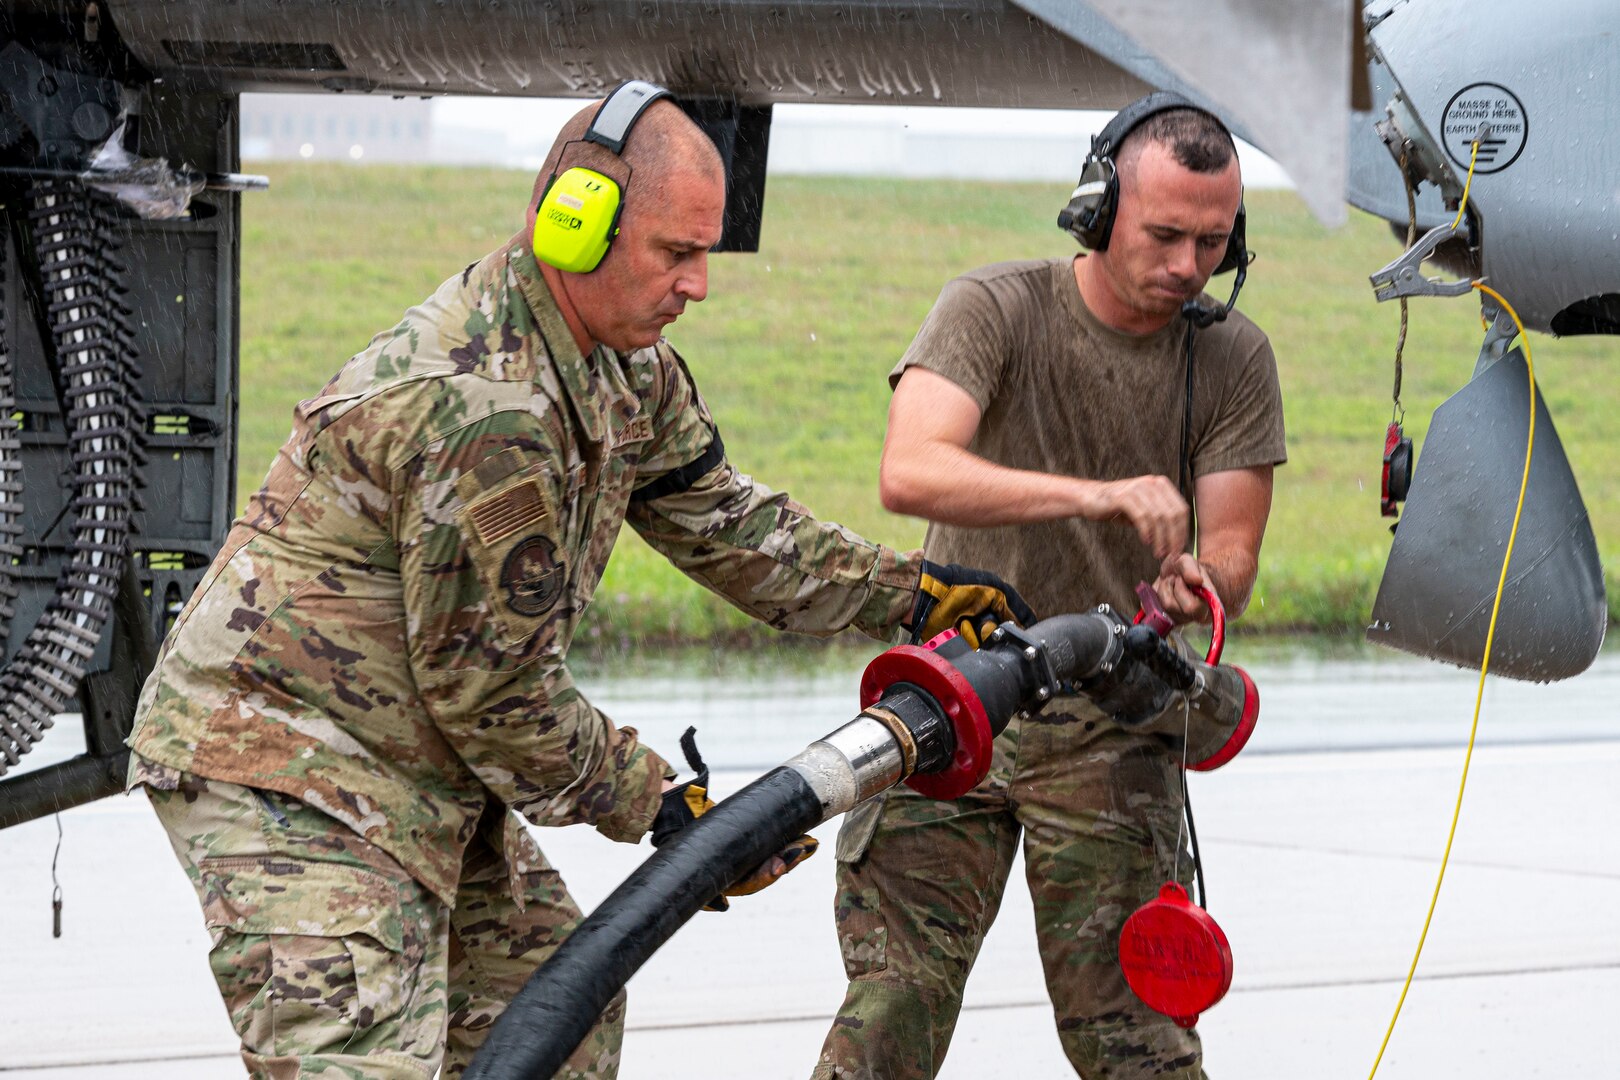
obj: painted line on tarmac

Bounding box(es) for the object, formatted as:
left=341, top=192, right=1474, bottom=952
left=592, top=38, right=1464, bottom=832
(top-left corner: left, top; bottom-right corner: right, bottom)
left=1212, top=835, right=1620, bottom=880
left=617, top=958, right=1620, bottom=1033
left=0, top=1050, right=235, bottom=1073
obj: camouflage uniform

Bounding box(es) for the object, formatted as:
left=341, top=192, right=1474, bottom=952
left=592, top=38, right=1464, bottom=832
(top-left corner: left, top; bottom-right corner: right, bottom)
left=128, top=238, right=920, bottom=1077
left=815, top=259, right=1285, bottom=1079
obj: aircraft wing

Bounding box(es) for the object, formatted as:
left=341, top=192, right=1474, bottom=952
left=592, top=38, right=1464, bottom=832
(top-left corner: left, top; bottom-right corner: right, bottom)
left=95, top=0, right=1358, bottom=223
left=1021, top=0, right=1357, bottom=225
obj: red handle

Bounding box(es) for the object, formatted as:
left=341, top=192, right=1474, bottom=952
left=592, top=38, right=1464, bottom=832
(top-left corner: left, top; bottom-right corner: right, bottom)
left=1133, top=582, right=1225, bottom=666
left=1198, top=584, right=1225, bottom=666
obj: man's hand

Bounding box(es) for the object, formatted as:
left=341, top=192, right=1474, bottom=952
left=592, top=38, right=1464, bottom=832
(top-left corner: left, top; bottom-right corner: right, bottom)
left=650, top=727, right=819, bottom=911
left=720, top=835, right=821, bottom=898
left=1074, top=475, right=1190, bottom=563
left=908, top=560, right=1038, bottom=647
left=1153, top=553, right=1214, bottom=625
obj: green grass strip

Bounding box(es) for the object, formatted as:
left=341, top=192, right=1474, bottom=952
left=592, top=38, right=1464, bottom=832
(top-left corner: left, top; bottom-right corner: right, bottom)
left=241, top=165, right=1620, bottom=645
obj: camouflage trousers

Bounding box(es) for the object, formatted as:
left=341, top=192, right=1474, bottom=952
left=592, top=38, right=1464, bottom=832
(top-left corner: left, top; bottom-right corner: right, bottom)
left=813, top=708, right=1207, bottom=1080
left=143, top=768, right=623, bottom=1079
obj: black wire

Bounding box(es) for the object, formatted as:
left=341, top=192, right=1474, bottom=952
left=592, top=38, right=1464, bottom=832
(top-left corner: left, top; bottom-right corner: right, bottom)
left=51, top=812, right=64, bottom=937
left=1176, top=316, right=1208, bottom=908
left=1181, top=767, right=1207, bottom=909
left=1178, top=318, right=1199, bottom=539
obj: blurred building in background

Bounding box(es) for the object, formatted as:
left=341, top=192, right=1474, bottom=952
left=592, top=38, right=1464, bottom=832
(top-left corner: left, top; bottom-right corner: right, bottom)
left=240, top=94, right=1289, bottom=186
left=241, top=94, right=433, bottom=163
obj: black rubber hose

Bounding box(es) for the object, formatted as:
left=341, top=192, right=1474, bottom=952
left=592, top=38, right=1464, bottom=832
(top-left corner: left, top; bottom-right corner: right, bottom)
left=922, top=613, right=1121, bottom=733
left=0, top=750, right=129, bottom=830
left=466, top=613, right=1124, bottom=1079
left=947, top=643, right=1034, bottom=730
left=466, top=765, right=825, bottom=1080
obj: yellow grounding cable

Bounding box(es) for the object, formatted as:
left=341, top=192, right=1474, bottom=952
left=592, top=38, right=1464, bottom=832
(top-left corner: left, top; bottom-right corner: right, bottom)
left=1366, top=135, right=1538, bottom=1076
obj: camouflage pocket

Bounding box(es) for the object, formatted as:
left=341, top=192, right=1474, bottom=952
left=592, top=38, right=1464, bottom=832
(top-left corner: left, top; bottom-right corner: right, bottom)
left=835, top=793, right=888, bottom=864
left=196, top=855, right=421, bottom=1047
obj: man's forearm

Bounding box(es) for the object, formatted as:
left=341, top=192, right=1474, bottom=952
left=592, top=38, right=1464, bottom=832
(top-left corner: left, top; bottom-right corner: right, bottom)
left=882, top=439, right=1087, bottom=526
left=1196, top=546, right=1259, bottom=619
left=1185, top=465, right=1273, bottom=621
left=627, top=460, right=920, bottom=640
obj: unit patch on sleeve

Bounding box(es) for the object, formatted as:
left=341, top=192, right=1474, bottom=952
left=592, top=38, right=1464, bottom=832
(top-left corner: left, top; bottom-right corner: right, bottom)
left=501, top=534, right=566, bottom=617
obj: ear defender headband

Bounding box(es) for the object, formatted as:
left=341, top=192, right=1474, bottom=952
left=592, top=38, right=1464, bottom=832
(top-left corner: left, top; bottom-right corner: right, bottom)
left=533, top=79, right=672, bottom=274
left=1057, top=90, right=1248, bottom=278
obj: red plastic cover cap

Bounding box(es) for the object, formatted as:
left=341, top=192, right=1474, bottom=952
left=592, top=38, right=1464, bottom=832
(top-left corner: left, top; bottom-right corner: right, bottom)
left=1117, top=881, right=1233, bottom=1028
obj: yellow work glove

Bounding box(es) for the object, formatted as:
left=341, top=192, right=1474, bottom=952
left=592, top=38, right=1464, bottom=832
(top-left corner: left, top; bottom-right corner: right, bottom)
left=907, top=559, right=1038, bottom=648
left=649, top=727, right=818, bottom=911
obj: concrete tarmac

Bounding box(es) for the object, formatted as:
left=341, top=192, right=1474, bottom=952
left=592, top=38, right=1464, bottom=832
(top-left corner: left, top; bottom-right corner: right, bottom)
left=3, top=732, right=1618, bottom=1078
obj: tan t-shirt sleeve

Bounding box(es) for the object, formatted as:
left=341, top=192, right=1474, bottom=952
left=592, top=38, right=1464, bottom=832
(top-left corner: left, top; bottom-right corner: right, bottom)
left=888, top=276, right=1010, bottom=410
left=1193, top=328, right=1288, bottom=477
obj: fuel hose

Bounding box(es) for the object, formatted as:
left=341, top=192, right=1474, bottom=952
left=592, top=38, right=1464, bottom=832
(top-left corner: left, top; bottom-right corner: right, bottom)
left=466, top=610, right=1254, bottom=1079
left=469, top=765, right=825, bottom=1078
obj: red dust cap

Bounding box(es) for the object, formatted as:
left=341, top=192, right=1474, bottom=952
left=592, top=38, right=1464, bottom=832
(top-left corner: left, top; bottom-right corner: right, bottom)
left=1118, top=881, right=1233, bottom=1028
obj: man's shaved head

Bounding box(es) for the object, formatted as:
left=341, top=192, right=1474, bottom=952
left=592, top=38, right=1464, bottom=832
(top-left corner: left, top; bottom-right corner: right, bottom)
left=530, top=97, right=724, bottom=225
left=529, top=92, right=727, bottom=355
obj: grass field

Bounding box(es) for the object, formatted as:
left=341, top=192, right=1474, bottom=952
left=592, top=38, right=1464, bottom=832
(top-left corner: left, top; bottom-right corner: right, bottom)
left=239, top=163, right=1620, bottom=645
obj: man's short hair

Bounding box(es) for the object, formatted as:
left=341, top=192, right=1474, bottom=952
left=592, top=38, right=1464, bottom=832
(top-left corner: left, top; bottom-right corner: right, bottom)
left=1121, top=108, right=1236, bottom=174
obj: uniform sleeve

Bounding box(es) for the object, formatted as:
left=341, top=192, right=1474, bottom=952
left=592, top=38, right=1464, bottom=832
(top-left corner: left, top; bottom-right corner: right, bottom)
left=395, top=407, right=670, bottom=843
left=628, top=342, right=921, bottom=640
left=887, top=276, right=1011, bottom=410
left=1193, top=328, right=1288, bottom=477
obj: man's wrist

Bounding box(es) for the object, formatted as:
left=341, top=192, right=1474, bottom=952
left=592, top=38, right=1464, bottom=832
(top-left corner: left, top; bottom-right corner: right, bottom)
left=1066, top=476, right=1101, bottom=520
left=1194, top=555, right=1255, bottom=619
left=594, top=742, right=673, bottom=844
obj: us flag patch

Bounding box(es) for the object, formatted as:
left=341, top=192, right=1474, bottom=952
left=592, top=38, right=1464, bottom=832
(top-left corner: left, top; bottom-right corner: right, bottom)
left=468, top=480, right=547, bottom=546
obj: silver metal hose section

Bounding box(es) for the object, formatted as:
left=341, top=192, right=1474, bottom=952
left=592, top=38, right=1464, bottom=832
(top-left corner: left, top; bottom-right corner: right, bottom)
left=783, top=714, right=909, bottom=819
left=0, top=181, right=142, bottom=775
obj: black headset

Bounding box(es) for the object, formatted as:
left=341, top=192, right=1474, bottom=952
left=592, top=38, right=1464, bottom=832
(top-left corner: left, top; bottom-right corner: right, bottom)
left=1057, top=91, right=1251, bottom=328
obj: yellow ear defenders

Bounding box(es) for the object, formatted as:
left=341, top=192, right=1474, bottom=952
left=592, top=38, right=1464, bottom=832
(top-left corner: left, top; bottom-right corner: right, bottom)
left=533, top=80, right=672, bottom=274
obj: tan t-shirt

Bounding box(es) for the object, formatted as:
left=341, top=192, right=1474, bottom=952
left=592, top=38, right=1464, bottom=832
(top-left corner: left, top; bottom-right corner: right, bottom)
left=890, top=257, right=1287, bottom=621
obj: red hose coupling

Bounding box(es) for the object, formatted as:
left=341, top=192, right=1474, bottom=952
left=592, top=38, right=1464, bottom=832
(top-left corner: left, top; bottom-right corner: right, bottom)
left=1185, top=665, right=1259, bottom=772
left=860, top=643, right=992, bottom=801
